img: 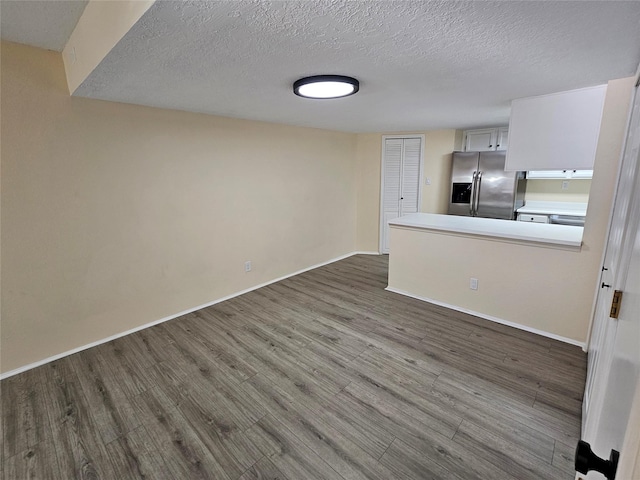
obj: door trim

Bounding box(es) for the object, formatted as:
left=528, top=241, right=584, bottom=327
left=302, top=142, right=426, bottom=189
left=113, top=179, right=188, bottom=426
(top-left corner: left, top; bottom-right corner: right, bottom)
left=607, top=64, right=640, bottom=480
left=582, top=78, right=639, bottom=444
left=584, top=85, right=638, bottom=351
left=617, top=379, right=640, bottom=479
left=379, top=134, right=425, bottom=254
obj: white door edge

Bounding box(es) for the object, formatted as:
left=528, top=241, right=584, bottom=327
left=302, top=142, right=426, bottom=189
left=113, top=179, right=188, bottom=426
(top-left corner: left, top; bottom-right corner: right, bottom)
left=584, top=85, right=638, bottom=349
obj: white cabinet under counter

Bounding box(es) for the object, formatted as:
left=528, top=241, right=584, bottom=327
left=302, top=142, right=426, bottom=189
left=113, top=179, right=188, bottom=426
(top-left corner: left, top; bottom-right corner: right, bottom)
left=516, top=202, right=587, bottom=226
left=517, top=214, right=549, bottom=224
left=463, top=127, right=509, bottom=152
left=516, top=201, right=588, bottom=217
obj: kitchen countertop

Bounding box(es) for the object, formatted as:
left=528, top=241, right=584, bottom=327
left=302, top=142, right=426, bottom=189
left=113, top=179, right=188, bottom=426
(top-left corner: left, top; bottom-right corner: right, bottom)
left=388, top=213, right=583, bottom=248
left=516, top=201, right=588, bottom=216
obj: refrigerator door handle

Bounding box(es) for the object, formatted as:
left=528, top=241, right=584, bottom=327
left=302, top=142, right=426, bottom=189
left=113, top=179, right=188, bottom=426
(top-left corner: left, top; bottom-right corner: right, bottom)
left=470, top=171, right=478, bottom=215
left=474, top=171, right=483, bottom=215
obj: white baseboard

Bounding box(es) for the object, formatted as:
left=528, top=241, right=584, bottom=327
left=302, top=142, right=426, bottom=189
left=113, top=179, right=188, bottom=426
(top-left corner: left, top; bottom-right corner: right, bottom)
left=1, top=251, right=371, bottom=380
left=385, top=286, right=586, bottom=348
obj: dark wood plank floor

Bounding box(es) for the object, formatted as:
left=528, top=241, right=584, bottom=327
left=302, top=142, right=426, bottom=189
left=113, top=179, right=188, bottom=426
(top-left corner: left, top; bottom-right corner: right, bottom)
left=1, top=254, right=586, bottom=479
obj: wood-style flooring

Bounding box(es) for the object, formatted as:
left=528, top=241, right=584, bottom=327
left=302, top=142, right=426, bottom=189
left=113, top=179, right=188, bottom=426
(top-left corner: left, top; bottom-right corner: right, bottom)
left=1, top=254, right=586, bottom=479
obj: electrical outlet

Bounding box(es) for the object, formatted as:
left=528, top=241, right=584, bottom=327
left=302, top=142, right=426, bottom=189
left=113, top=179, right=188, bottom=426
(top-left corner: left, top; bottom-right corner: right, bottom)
left=562, top=180, right=569, bottom=190
left=244, top=261, right=252, bottom=272
left=470, top=278, right=478, bottom=290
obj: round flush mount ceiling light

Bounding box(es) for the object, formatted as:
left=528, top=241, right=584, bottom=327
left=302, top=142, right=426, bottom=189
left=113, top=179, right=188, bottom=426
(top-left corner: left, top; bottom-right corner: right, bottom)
left=293, top=75, right=359, bottom=99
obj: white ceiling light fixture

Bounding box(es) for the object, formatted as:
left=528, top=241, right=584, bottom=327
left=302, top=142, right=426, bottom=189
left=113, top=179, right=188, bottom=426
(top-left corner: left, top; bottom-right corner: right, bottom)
left=293, top=75, right=359, bottom=99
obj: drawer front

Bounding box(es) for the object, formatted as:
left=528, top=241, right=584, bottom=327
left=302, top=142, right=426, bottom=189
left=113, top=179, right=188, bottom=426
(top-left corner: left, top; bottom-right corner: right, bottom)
left=517, top=214, right=549, bottom=223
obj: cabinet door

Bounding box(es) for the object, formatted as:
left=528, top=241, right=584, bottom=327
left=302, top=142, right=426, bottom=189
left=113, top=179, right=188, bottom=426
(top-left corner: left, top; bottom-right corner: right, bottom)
left=464, top=129, right=496, bottom=151
left=505, top=84, right=607, bottom=171
left=496, top=127, right=509, bottom=151
left=570, top=170, right=594, bottom=179
left=517, top=214, right=549, bottom=223
left=527, top=170, right=571, bottom=179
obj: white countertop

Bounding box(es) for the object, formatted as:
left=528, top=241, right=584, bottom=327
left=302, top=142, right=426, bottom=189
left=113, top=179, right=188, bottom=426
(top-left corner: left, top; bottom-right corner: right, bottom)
left=389, top=213, right=583, bottom=248
left=516, top=201, right=588, bottom=216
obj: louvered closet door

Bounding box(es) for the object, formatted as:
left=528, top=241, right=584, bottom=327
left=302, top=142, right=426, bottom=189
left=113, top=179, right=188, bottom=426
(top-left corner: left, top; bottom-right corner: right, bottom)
left=382, top=139, right=402, bottom=254
left=400, top=138, right=422, bottom=215
left=381, top=137, right=422, bottom=254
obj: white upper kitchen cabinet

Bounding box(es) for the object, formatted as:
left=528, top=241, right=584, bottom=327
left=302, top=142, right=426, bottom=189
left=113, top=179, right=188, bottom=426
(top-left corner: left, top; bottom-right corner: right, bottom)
left=464, top=128, right=495, bottom=151
left=505, top=85, right=607, bottom=171
left=463, top=127, right=508, bottom=151
left=496, top=127, right=509, bottom=151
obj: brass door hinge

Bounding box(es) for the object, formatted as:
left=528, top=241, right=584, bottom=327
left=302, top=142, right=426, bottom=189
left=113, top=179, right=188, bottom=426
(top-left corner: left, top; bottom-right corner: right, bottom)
left=610, top=290, right=623, bottom=319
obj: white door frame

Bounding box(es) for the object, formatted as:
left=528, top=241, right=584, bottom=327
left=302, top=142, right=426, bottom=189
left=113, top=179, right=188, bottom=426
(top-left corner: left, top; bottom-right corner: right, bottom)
left=584, top=85, right=638, bottom=351
left=581, top=73, right=640, bottom=478
left=617, top=379, right=640, bottom=479
left=379, top=134, right=425, bottom=254
left=582, top=81, right=637, bottom=426
left=608, top=145, right=640, bottom=478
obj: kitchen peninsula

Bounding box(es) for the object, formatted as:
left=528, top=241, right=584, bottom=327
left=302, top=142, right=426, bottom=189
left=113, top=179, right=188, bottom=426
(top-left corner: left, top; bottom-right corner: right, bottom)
left=386, top=213, right=592, bottom=345
left=390, top=213, right=584, bottom=249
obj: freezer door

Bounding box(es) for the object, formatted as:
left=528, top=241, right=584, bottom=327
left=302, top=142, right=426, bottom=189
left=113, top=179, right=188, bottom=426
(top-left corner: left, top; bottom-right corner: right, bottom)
left=475, top=151, right=519, bottom=220
left=448, top=152, right=479, bottom=216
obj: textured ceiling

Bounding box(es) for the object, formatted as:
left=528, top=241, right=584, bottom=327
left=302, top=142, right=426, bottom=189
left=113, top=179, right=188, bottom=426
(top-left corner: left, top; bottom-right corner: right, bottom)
left=6, top=1, right=640, bottom=132
left=0, top=0, right=88, bottom=51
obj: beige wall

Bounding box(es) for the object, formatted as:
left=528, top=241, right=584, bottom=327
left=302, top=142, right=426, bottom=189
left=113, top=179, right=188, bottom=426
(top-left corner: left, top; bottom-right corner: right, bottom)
left=525, top=179, right=592, bottom=203
left=355, top=134, right=382, bottom=252
left=388, top=76, right=635, bottom=344
left=1, top=42, right=357, bottom=373
left=420, top=130, right=460, bottom=214
left=355, top=130, right=460, bottom=252
left=2, top=39, right=631, bottom=372
left=389, top=228, right=591, bottom=341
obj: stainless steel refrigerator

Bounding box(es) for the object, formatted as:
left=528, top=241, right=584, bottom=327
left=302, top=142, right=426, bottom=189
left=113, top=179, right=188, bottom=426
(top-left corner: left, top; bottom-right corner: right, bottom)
left=448, top=151, right=525, bottom=219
